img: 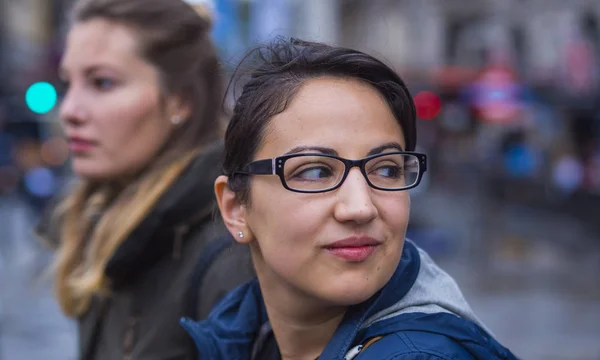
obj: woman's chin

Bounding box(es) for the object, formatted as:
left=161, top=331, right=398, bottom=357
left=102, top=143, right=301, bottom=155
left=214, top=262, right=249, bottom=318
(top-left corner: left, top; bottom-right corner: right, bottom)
left=316, top=280, right=385, bottom=307
left=72, top=159, right=108, bottom=180
left=72, top=160, right=129, bottom=182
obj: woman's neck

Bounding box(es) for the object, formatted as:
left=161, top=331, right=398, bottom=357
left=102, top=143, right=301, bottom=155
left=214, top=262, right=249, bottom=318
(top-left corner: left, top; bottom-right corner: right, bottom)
left=268, top=303, right=345, bottom=360
left=253, top=252, right=347, bottom=360
left=263, top=289, right=346, bottom=360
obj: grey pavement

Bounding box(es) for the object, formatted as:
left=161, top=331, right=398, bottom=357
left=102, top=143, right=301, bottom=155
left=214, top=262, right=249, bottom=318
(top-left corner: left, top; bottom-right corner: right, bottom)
left=0, top=195, right=76, bottom=360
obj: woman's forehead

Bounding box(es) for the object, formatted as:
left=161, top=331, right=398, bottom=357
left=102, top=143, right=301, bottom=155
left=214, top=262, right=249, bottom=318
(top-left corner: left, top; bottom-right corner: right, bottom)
left=257, top=77, right=406, bottom=158
left=61, top=19, right=145, bottom=77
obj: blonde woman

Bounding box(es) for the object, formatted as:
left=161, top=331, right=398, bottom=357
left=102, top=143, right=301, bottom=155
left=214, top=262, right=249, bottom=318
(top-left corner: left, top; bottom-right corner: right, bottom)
left=36, top=0, right=254, bottom=359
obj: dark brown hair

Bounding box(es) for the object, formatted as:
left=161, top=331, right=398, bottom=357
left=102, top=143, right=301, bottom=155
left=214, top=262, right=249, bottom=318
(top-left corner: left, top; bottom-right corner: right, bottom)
left=223, top=37, right=417, bottom=203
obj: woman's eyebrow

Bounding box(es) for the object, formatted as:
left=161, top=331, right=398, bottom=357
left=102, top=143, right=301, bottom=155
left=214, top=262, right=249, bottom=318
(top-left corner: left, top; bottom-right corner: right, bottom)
left=282, top=142, right=404, bottom=157
left=284, top=146, right=338, bottom=156
left=367, top=142, right=405, bottom=156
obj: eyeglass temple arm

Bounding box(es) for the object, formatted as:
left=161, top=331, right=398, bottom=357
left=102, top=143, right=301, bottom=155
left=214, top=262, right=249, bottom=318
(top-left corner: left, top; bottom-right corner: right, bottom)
left=238, top=158, right=275, bottom=175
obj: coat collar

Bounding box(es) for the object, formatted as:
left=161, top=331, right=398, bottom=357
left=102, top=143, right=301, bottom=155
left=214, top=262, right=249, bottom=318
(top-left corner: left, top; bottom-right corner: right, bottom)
left=105, top=141, right=223, bottom=289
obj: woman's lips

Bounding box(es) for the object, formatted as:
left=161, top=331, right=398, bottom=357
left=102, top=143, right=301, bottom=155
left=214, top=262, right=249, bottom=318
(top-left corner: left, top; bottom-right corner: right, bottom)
left=68, top=138, right=96, bottom=152
left=325, top=245, right=379, bottom=262
left=324, top=236, right=382, bottom=262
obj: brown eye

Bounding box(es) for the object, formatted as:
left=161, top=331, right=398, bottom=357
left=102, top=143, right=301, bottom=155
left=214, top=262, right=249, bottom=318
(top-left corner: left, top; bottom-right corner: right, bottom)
left=292, top=166, right=334, bottom=181
left=92, top=77, right=115, bottom=91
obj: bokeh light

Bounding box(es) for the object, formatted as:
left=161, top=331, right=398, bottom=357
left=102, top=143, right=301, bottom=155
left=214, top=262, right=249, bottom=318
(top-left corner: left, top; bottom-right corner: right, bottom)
left=41, top=137, right=70, bottom=167
left=24, top=167, right=56, bottom=198
left=414, top=91, right=442, bottom=120
left=25, top=82, right=58, bottom=114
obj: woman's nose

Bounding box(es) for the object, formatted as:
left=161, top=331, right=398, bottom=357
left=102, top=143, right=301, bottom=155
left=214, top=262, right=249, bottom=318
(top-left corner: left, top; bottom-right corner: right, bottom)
left=59, top=87, right=87, bottom=126
left=333, top=168, right=378, bottom=225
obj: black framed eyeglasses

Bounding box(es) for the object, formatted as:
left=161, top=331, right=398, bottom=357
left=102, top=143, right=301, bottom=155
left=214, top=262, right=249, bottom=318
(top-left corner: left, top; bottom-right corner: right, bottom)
left=232, top=152, right=427, bottom=193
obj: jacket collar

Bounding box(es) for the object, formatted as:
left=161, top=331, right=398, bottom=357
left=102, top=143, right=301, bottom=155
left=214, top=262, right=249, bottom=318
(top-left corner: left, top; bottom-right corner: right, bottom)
left=183, top=240, right=518, bottom=360
left=105, top=141, right=223, bottom=289
left=181, top=241, right=421, bottom=360
left=317, top=241, right=420, bottom=359
left=353, top=312, right=517, bottom=360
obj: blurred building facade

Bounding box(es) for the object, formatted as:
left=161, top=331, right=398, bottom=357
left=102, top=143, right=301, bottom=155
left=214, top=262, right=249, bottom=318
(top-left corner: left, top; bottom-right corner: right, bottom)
left=1, top=0, right=599, bottom=208
left=0, top=0, right=71, bottom=92
left=333, top=0, right=600, bottom=205
left=335, top=0, right=600, bottom=75
left=0, top=0, right=71, bottom=206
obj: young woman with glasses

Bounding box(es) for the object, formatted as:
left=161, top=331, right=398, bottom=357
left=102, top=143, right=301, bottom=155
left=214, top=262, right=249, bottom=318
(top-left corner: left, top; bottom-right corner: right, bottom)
left=182, top=38, right=518, bottom=360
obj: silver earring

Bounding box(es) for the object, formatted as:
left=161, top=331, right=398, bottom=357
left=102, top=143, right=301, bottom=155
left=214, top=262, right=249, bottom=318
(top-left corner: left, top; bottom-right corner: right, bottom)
left=171, top=115, right=183, bottom=125
left=238, top=231, right=244, bottom=239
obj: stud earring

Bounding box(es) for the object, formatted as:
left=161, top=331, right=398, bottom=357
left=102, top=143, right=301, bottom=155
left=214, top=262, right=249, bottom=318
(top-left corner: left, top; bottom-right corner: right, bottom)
left=171, top=115, right=183, bottom=125
left=238, top=231, right=244, bottom=239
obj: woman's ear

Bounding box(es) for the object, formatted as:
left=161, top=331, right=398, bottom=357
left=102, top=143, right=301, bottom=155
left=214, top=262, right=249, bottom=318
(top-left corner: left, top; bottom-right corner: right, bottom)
left=166, top=93, right=192, bottom=123
left=215, top=175, right=252, bottom=244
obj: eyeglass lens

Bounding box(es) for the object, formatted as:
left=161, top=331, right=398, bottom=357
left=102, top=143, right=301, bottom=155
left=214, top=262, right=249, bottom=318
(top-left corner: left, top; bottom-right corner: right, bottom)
left=282, top=154, right=420, bottom=191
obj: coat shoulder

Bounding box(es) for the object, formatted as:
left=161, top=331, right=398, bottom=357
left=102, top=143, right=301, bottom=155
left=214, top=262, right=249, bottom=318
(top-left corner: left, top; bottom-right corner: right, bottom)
left=191, top=233, right=255, bottom=319
left=357, top=331, right=475, bottom=360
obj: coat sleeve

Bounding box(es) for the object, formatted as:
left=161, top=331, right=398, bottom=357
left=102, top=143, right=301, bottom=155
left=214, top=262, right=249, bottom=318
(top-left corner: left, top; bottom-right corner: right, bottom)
left=194, top=241, right=256, bottom=320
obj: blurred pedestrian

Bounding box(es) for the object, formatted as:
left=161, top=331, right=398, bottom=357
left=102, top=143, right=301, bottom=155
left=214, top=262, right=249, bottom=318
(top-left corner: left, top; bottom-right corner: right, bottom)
left=35, top=0, right=254, bottom=359
left=181, top=38, right=518, bottom=360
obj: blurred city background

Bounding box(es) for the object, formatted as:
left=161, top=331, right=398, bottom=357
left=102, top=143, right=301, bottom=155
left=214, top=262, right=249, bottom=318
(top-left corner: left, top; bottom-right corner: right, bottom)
left=1, top=0, right=599, bottom=359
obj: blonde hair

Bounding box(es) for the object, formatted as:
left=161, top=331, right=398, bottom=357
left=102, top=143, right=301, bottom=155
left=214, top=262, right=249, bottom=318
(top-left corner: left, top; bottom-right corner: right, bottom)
left=55, top=151, right=198, bottom=316
left=55, top=0, right=222, bottom=317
